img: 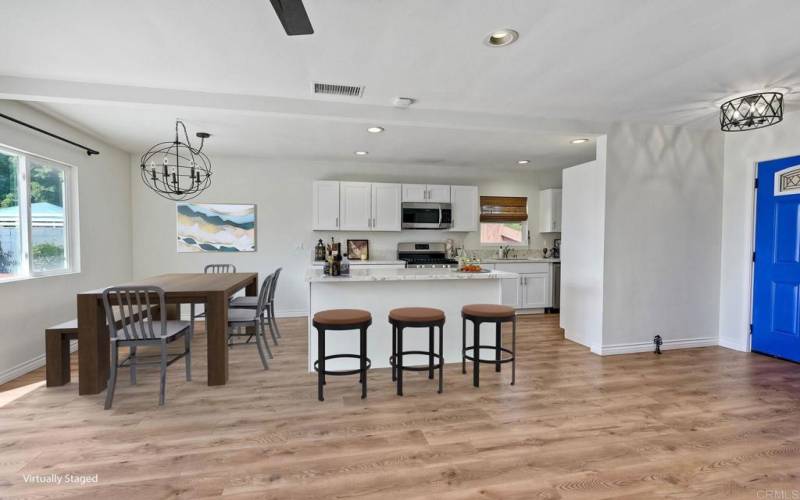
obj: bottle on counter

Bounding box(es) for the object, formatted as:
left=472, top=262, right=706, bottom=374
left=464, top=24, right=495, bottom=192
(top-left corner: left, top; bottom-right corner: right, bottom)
left=341, top=255, right=351, bottom=276
left=331, top=250, right=341, bottom=276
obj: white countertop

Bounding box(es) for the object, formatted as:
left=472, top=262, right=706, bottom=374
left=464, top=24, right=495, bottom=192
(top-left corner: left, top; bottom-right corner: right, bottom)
left=484, top=258, right=560, bottom=263
left=307, top=267, right=518, bottom=283
left=310, top=260, right=406, bottom=266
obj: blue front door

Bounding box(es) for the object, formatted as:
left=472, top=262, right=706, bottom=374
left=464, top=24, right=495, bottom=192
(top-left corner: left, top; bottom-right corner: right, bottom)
left=752, top=155, right=800, bottom=362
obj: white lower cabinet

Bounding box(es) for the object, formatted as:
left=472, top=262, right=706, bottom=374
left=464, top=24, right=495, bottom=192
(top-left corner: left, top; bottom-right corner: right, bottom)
left=520, top=273, right=551, bottom=309
left=491, top=262, right=553, bottom=310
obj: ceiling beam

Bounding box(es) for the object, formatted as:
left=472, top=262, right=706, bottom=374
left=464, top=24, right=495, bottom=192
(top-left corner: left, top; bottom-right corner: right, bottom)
left=0, top=75, right=608, bottom=136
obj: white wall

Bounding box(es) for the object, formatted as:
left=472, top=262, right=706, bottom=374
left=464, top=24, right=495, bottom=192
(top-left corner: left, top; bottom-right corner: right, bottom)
left=0, top=101, right=132, bottom=383
left=600, top=122, right=724, bottom=354
left=718, top=111, right=800, bottom=352
left=560, top=137, right=607, bottom=352
left=130, top=156, right=563, bottom=316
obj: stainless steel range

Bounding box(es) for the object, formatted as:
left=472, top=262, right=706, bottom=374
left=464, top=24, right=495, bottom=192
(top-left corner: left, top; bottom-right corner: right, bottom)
left=398, top=242, right=458, bottom=269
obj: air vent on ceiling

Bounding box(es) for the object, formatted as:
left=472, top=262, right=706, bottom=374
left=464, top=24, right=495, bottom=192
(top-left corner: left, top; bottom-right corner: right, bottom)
left=313, top=82, right=364, bottom=98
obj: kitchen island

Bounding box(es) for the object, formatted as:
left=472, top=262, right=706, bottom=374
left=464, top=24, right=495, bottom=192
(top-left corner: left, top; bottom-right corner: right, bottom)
left=306, top=267, right=518, bottom=372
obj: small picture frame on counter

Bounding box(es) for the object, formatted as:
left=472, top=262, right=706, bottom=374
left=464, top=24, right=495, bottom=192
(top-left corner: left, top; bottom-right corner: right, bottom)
left=346, top=239, right=369, bottom=261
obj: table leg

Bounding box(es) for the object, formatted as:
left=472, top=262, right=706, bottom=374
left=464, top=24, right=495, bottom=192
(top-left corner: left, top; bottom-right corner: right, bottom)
left=206, top=291, right=229, bottom=386
left=245, top=274, right=258, bottom=337
left=78, top=295, right=108, bottom=395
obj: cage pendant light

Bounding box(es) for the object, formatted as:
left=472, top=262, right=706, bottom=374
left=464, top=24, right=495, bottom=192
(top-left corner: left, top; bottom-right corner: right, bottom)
left=720, top=92, right=783, bottom=132
left=140, top=120, right=212, bottom=201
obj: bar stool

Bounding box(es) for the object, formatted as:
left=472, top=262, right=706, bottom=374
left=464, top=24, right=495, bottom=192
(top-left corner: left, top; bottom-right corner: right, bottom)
left=461, top=304, right=516, bottom=387
left=388, top=307, right=445, bottom=395
left=312, top=309, right=372, bottom=401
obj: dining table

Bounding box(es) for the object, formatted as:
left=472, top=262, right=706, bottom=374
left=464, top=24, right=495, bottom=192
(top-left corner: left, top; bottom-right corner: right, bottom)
left=76, top=272, right=258, bottom=395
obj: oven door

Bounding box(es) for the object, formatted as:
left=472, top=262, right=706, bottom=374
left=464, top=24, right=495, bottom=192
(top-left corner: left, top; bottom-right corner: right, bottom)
left=402, top=203, right=443, bottom=229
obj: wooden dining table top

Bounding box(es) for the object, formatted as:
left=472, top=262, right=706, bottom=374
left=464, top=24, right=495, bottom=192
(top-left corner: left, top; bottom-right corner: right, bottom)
left=78, top=273, right=258, bottom=298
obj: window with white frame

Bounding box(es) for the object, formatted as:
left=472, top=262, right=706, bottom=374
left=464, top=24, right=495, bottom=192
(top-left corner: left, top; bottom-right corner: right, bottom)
left=479, top=195, right=530, bottom=246
left=0, top=146, right=76, bottom=281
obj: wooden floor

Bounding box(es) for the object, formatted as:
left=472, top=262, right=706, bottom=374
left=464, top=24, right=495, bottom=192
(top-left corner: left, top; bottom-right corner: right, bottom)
left=1, top=315, right=800, bottom=499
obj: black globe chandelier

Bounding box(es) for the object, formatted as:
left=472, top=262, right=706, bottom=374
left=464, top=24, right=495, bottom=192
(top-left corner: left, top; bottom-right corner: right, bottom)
left=140, top=120, right=212, bottom=201
left=720, top=92, right=783, bottom=132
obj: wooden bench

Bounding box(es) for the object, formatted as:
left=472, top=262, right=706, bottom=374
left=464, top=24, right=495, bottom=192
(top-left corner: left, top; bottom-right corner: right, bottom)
left=45, top=306, right=166, bottom=387
left=46, top=320, right=79, bottom=387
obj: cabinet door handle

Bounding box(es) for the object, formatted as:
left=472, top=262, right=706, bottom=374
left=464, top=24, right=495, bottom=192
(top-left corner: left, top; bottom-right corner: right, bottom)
left=373, top=217, right=377, bottom=228
left=335, top=216, right=339, bottom=228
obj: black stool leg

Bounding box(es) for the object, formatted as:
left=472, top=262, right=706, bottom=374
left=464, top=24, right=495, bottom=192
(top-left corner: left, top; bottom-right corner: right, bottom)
left=317, top=327, right=325, bottom=401
left=360, top=326, right=367, bottom=399
left=391, top=324, right=397, bottom=382
left=511, top=316, right=517, bottom=385
left=495, top=322, right=502, bottom=373
left=428, top=326, right=434, bottom=380
left=461, top=316, right=466, bottom=374
left=438, top=324, right=444, bottom=394
left=473, top=320, right=480, bottom=388
left=397, top=327, right=404, bottom=396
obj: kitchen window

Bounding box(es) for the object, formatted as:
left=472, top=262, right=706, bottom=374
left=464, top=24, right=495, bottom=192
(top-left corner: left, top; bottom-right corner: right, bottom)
left=479, top=195, right=529, bottom=246
left=0, top=146, right=77, bottom=282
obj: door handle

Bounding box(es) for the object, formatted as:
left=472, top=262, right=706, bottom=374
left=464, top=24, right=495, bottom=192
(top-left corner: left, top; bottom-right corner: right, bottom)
left=335, top=216, right=339, bottom=228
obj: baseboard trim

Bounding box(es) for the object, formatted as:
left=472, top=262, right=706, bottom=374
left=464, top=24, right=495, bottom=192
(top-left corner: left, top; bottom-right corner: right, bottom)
left=598, top=336, right=718, bottom=356
left=0, top=352, right=47, bottom=386
left=718, top=336, right=750, bottom=352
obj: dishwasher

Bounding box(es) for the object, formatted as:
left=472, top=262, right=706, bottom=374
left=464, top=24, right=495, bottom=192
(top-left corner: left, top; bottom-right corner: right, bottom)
left=552, top=262, right=561, bottom=311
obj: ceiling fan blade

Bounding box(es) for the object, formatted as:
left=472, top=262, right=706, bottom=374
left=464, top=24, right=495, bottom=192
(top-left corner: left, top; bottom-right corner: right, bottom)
left=269, top=0, right=314, bottom=36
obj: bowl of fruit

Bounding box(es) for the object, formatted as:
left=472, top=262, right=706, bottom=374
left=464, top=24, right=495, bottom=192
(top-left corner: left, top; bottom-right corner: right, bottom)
left=458, top=258, right=484, bottom=273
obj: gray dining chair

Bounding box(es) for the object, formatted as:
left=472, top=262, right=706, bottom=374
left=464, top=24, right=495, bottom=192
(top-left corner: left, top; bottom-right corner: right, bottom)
left=190, top=264, right=237, bottom=328
left=229, top=267, right=282, bottom=345
left=102, top=286, right=192, bottom=409
left=226, top=273, right=273, bottom=369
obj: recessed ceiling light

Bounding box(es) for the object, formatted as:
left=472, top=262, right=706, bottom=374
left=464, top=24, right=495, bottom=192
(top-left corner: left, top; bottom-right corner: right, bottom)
left=354, top=151, right=369, bottom=156
left=367, top=126, right=384, bottom=134
left=517, top=160, right=530, bottom=165
left=570, top=138, right=590, bottom=144
left=485, top=29, right=519, bottom=47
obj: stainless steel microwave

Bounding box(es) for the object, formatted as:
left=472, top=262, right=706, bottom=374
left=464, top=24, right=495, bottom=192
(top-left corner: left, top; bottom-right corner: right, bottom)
left=401, top=202, right=452, bottom=230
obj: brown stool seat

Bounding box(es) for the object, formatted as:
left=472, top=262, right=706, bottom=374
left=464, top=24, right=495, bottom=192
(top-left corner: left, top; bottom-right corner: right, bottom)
left=389, top=307, right=445, bottom=323
left=462, top=304, right=515, bottom=319
left=313, top=309, right=371, bottom=326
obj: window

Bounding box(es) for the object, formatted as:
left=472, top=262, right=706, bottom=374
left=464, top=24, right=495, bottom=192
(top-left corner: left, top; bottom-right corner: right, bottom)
left=480, top=221, right=529, bottom=245
left=0, top=146, right=76, bottom=281
left=479, top=195, right=529, bottom=246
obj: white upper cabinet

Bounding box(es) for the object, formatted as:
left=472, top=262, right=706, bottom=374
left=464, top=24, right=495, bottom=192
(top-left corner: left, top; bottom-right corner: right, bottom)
left=315, top=180, right=475, bottom=232
left=449, top=185, right=479, bottom=232
left=538, top=188, right=563, bottom=233
left=371, top=183, right=402, bottom=231
left=312, top=181, right=340, bottom=230
left=402, top=184, right=428, bottom=202
left=339, top=182, right=373, bottom=231
left=426, top=184, right=451, bottom=203
left=402, top=184, right=451, bottom=202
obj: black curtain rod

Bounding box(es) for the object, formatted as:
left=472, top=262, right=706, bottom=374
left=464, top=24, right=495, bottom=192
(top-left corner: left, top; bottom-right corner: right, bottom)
left=0, top=112, right=99, bottom=156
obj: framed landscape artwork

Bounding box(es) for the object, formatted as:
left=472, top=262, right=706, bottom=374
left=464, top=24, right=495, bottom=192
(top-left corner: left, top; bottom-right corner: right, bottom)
left=176, top=203, right=256, bottom=252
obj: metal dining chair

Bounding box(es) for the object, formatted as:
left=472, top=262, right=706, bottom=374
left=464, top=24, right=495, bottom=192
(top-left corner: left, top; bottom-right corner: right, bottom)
left=229, top=267, right=282, bottom=345
left=190, top=264, right=237, bottom=329
left=226, top=273, right=273, bottom=369
left=102, top=286, right=192, bottom=409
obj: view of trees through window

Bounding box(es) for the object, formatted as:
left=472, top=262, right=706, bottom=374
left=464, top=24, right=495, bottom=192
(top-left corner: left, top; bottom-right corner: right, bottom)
left=0, top=150, right=68, bottom=278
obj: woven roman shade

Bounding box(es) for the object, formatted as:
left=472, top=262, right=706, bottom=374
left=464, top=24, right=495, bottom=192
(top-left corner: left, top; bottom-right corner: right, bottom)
left=479, top=196, right=528, bottom=222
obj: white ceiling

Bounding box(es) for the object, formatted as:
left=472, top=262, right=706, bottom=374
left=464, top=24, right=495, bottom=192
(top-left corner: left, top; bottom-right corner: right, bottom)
left=2, top=0, right=799, bottom=167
